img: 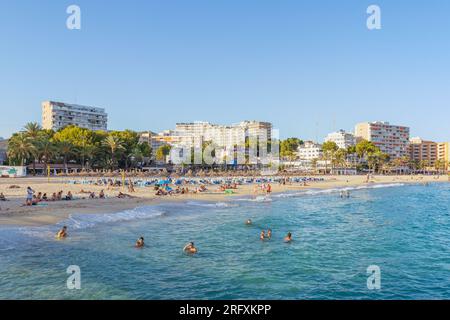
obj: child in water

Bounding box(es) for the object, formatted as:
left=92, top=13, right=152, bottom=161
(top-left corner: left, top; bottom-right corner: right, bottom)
left=183, top=242, right=198, bottom=254
left=56, top=226, right=68, bottom=239
left=135, top=237, right=145, bottom=248
left=260, top=231, right=266, bottom=241
left=284, top=232, right=292, bottom=243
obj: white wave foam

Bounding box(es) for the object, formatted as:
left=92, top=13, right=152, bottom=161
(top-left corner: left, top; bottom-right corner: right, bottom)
left=17, top=206, right=165, bottom=238
left=273, top=183, right=406, bottom=199
left=235, top=196, right=273, bottom=203
left=186, top=201, right=236, bottom=208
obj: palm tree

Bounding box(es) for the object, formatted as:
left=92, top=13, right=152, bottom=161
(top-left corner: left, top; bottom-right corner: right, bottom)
left=103, top=135, right=124, bottom=169
left=322, top=141, right=339, bottom=174
left=7, top=133, right=36, bottom=166
left=56, top=141, right=76, bottom=173
left=22, top=122, right=42, bottom=174
left=37, top=138, right=56, bottom=175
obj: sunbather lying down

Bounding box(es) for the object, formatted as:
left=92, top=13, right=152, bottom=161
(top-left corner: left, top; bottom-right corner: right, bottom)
left=117, top=192, right=135, bottom=199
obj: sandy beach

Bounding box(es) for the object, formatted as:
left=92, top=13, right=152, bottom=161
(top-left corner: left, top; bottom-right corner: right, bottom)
left=0, top=174, right=447, bottom=227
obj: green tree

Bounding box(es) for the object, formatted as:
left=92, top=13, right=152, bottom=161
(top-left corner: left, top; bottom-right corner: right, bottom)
left=56, top=141, right=77, bottom=172
left=7, top=133, right=36, bottom=166
left=280, top=138, right=303, bottom=160
left=37, top=138, right=56, bottom=173
left=156, top=145, right=172, bottom=162
left=103, top=135, right=125, bottom=169
left=322, top=141, right=339, bottom=174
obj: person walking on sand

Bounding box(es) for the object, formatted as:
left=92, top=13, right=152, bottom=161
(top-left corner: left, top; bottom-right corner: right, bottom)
left=26, top=187, right=34, bottom=206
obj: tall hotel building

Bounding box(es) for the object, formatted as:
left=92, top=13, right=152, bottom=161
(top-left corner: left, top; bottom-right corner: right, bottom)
left=438, top=142, right=450, bottom=169
left=42, top=101, right=108, bottom=131
left=174, top=121, right=272, bottom=148
left=355, top=121, right=410, bottom=159
left=409, top=137, right=438, bottom=166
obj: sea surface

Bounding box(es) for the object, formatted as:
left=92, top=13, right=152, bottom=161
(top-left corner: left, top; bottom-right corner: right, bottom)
left=1, top=183, right=450, bottom=300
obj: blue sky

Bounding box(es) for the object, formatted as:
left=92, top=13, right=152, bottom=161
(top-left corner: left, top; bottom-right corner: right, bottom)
left=1, top=0, right=450, bottom=141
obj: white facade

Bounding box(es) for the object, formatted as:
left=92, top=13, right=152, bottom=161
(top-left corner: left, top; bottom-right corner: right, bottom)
left=297, top=141, right=323, bottom=160
left=42, top=101, right=108, bottom=131
left=325, top=130, right=356, bottom=149
left=355, top=121, right=410, bottom=159
left=174, top=121, right=272, bottom=149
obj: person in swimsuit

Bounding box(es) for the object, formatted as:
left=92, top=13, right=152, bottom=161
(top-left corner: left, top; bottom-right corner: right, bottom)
left=135, top=237, right=145, bottom=248
left=56, top=226, right=68, bottom=239
left=284, top=232, right=292, bottom=243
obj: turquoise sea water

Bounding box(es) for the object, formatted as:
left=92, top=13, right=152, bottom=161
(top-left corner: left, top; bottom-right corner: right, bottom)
left=1, top=183, right=450, bottom=300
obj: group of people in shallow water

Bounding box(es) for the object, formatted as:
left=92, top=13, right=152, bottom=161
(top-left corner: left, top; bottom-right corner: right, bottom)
left=54, top=226, right=200, bottom=254
left=54, top=218, right=292, bottom=254
left=246, top=219, right=292, bottom=243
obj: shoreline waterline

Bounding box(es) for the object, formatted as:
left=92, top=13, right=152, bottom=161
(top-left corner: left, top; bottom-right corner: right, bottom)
left=0, top=180, right=436, bottom=229
left=0, top=174, right=447, bottom=227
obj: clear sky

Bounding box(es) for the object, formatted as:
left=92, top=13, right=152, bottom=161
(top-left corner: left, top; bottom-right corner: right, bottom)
left=1, top=0, right=449, bottom=141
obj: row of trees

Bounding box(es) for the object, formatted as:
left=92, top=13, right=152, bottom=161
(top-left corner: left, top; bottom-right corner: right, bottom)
left=281, top=136, right=449, bottom=174
left=7, top=123, right=152, bottom=173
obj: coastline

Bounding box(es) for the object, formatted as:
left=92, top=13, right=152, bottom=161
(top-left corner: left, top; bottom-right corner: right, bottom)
left=0, top=175, right=447, bottom=227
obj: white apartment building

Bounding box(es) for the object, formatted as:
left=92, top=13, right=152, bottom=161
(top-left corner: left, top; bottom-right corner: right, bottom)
left=42, top=101, right=108, bottom=131
left=324, top=130, right=356, bottom=149
left=174, top=121, right=272, bottom=149
left=297, top=141, right=323, bottom=160
left=355, top=121, right=410, bottom=159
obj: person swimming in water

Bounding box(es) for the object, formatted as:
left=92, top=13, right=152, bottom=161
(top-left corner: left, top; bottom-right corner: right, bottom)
left=284, top=232, right=292, bottom=243
left=267, top=229, right=272, bottom=239
left=246, top=219, right=252, bottom=225
left=260, top=230, right=266, bottom=241
left=183, top=242, right=198, bottom=254
left=56, top=226, right=68, bottom=239
left=135, top=237, right=145, bottom=248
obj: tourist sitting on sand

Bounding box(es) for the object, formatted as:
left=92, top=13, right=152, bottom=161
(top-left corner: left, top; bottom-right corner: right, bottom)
left=99, top=190, right=105, bottom=199
left=0, top=193, right=7, bottom=201
left=183, top=242, right=198, bottom=254
left=51, top=192, right=57, bottom=201
left=42, top=193, right=48, bottom=201
left=135, top=237, right=145, bottom=248
left=57, top=191, right=63, bottom=201
left=36, top=192, right=42, bottom=202
left=89, top=192, right=96, bottom=199
left=31, top=195, right=40, bottom=206
left=26, top=186, right=35, bottom=206
left=284, top=232, right=292, bottom=243
left=246, top=219, right=252, bottom=225
left=155, top=189, right=167, bottom=196
left=56, top=226, right=68, bottom=239
left=65, top=191, right=73, bottom=201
